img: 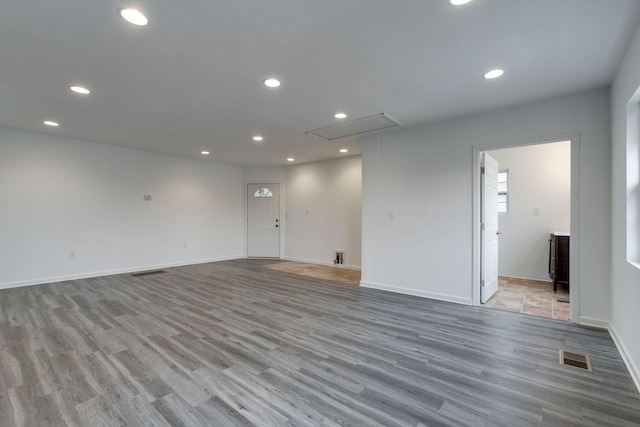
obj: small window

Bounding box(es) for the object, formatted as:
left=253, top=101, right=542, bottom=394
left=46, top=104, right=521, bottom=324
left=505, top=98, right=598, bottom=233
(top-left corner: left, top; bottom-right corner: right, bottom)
left=253, top=187, right=273, bottom=198
left=498, top=169, right=509, bottom=214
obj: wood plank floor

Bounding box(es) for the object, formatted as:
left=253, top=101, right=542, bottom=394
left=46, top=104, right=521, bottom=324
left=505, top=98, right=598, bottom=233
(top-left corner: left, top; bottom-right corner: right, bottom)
left=0, top=259, right=638, bottom=426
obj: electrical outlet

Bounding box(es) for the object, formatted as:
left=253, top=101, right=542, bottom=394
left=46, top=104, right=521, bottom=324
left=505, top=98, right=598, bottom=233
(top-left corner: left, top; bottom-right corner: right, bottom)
left=533, top=208, right=540, bottom=215
left=68, top=251, right=76, bottom=259
left=388, top=212, right=395, bottom=221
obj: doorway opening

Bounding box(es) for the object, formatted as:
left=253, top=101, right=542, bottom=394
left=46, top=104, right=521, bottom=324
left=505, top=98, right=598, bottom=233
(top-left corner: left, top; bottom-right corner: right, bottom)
left=474, top=137, right=576, bottom=322
left=247, top=183, right=281, bottom=258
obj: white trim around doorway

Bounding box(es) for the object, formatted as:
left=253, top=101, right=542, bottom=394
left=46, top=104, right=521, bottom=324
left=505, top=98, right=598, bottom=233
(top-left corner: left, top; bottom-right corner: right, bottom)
left=471, top=132, right=581, bottom=324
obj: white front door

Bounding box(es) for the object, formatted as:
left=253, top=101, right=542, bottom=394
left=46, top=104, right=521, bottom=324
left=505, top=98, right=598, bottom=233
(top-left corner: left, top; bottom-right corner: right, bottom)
left=481, top=153, right=499, bottom=303
left=247, top=184, right=280, bottom=258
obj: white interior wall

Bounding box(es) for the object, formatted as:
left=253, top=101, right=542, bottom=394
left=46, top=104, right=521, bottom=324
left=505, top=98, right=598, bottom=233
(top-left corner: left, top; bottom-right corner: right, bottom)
left=242, top=166, right=287, bottom=184
left=611, top=21, right=640, bottom=390
left=490, top=142, right=571, bottom=281
left=361, top=88, right=610, bottom=320
left=0, top=127, right=244, bottom=288
left=284, top=156, right=362, bottom=268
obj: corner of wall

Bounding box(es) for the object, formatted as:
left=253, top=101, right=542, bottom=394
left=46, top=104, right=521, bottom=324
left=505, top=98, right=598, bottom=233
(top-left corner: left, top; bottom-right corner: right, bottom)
left=577, top=316, right=610, bottom=330
left=576, top=316, right=640, bottom=393
left=360, top=281, right=473, bottom=306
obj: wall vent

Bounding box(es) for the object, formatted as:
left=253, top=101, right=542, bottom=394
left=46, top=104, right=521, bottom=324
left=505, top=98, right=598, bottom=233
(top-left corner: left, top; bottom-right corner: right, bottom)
left=559, top=350, right=592, bottom=372
left=306, top=113, right=401, bottom=141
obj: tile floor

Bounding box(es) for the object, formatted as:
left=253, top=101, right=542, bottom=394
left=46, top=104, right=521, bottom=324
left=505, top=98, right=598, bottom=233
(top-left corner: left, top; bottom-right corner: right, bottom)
left=483, top=276, right=570, bottom=321
left=263, top=261, right=361, bottom=285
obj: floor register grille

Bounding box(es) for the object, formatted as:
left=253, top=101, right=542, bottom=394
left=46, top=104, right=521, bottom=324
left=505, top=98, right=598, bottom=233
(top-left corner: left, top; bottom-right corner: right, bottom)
left=560, top=350, right=593, bottom=372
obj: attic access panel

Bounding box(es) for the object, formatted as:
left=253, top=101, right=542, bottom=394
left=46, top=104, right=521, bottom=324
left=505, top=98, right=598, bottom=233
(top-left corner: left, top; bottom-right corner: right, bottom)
left=306, top=113, right=401, bottom=141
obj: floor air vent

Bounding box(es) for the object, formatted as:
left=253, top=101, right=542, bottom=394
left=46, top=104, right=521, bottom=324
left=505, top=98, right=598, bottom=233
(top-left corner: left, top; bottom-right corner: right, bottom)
left=131, top=270, right=166, bottom=277
left=559, top=350, right=592, bottom=372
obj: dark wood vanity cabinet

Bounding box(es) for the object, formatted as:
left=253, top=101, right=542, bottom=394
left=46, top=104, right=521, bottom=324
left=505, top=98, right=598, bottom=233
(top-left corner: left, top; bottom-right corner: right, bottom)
left=549, top=233, right=570, bottom=293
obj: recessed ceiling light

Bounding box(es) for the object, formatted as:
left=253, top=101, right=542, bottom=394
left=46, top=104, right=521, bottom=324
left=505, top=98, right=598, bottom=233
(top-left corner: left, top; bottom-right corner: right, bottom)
left=264, top=78, right=281, bottom=88
left=119, top=8, right=148, bottom=26
left=287, top=158, right=295, bottom=162
left=70, top=86, right=90, bottom=95
left=201, top=151, right=210, bottom=155
left=43, top=120, right=59, bottom=127
left=339, top=148, right=349, bottom=153
left=252, top=136, right=263, bottom=141
left=484, top=68, right=504, bottom=79
left=334, top=113, right=347, bottom=119
left=450, top=0, right=473, bottom=5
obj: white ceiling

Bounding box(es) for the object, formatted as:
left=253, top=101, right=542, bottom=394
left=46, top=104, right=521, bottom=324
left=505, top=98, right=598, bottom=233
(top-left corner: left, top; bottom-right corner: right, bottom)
left=1, top=1, right=639, bottom=166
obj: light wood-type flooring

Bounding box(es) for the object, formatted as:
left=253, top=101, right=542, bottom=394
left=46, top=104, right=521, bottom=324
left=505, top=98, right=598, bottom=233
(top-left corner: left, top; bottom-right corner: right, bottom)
left=0, top=259, right=639, bottom=426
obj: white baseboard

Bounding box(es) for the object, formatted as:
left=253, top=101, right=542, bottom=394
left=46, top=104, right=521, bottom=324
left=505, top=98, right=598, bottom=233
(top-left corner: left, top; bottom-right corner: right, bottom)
left=360, top=281, right=473, bottom=306
left=609, top=324, right=640, bottom=394
left=282, top=256, right=361, bottom=271
left=577, top=316, right=610, bottom=330
left=0, top=255, right=243, bottom=290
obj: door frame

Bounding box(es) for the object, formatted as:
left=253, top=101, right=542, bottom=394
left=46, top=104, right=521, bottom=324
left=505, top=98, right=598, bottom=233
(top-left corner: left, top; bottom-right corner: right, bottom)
left=471, top=132, right=580, bottom=323
left=245, top=182, right=284, bottom=258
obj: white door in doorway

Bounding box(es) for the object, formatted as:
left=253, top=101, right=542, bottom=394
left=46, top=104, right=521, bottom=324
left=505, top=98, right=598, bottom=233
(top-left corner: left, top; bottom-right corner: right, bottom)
left=247, top=184, right=280, bottom=257
left=481, top=153, right=499, bottom=303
